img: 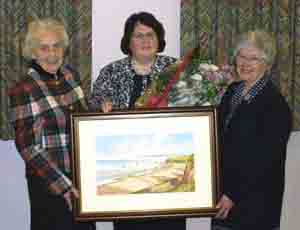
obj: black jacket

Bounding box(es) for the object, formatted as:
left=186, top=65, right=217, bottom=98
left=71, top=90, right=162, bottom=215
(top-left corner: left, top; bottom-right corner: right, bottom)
left=217, top=79, right=292, bottom=229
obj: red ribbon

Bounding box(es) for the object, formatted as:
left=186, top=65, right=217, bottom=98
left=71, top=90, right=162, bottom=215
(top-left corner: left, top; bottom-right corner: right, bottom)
left=146, top=47, right=196, bottom=107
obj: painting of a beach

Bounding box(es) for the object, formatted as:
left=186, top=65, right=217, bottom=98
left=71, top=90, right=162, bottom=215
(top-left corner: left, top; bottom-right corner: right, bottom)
left=95, top=132, right=195, bottom=196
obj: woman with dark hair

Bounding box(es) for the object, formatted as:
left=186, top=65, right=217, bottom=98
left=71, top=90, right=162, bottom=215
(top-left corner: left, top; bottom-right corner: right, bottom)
left=89, top=12, right=185, bottom=230
left=89, top=12, right=176, bottom=111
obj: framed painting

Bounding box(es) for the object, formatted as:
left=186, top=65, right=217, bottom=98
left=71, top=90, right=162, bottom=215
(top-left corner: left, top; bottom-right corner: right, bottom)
left=71, top=106, right=221, bottom=220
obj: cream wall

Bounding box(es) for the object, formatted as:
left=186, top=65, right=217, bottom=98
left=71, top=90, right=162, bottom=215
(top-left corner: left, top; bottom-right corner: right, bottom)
left=281, top=131, right=300, bottom=229
left=0, top=140, right=30, bottom=230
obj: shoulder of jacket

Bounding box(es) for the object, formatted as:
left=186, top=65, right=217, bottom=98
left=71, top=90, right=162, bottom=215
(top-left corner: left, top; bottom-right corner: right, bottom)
left=102, top=57, right=129, bottom=70
left=8, top=75, right=36, bottom=97
left=263, top=82, right=290, bottom=108
left=61, top=64, right=81, bottom=84
left=225, top=81, right=242, bottom=94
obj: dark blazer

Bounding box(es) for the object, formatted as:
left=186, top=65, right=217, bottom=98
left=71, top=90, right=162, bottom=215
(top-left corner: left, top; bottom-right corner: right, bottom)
left=217, top=79, right=292, bottom=229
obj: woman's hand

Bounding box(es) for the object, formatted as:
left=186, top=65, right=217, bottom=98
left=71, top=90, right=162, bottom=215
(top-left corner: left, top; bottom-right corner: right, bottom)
left=101, top=100, right=113, bottom=113
left=63, top=187, right=79, bottom=211
left=215, top=194, right=234, bottom=219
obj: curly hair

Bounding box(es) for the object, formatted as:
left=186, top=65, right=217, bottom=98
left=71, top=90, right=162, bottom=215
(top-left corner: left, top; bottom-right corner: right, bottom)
left=23, top=18, right=69, bottom=60
left=233, top=30, right=276, bottom=66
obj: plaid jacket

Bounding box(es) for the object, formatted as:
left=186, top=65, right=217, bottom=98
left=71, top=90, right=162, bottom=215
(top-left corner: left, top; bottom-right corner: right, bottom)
left=9, top=62, right=87, bottom=195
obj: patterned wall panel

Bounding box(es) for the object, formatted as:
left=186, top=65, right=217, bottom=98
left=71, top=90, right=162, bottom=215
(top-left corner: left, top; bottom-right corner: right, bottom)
left=181, top=0, right=300, bottom=130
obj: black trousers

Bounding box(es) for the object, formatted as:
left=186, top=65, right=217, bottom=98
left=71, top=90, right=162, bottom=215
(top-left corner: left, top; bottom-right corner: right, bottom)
left=114, top=218, right=186, bottom=230
left=27, top=175, right=95, bottom=230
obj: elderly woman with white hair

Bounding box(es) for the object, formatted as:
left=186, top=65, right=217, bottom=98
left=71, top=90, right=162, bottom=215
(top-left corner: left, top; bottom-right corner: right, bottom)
left=9, top=18, right=95, bottom=230
left=212, top=30, right=292, bottom=230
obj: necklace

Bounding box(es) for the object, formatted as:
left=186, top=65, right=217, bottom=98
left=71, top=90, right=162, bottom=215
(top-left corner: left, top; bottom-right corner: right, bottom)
left=131, top=58, right=154, bottom=75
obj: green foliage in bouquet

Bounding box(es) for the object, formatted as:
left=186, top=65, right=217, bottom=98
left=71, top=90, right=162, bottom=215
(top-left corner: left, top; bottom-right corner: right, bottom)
left=135, top=47, right=233, bottom=108
left=151, top=62, right=179, bottom=94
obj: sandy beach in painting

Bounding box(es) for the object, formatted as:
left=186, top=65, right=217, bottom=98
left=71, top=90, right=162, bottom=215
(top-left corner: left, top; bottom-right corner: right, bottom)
left=96, top=154, right=195, bottom=196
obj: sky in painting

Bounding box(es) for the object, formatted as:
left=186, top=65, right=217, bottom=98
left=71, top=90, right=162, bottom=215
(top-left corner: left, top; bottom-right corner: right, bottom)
left=96, top=132, right=195, bottom=160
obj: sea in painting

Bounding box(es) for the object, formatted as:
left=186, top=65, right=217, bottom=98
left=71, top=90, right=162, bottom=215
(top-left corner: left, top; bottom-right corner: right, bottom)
left=95, top=132, right=196, bottom=195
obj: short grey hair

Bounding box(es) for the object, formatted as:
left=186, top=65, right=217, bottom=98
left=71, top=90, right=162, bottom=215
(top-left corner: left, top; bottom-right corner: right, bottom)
left=233, top=30, right=276, bottom=66
left=23, top=18, right=69, bottom=60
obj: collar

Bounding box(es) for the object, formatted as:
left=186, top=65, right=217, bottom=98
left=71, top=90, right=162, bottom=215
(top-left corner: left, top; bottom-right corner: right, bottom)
left=128, top=55, right=160, bottom=75
left=241, top=74, right=269, bottom=102
left=29, top=61, right=63, bottom=81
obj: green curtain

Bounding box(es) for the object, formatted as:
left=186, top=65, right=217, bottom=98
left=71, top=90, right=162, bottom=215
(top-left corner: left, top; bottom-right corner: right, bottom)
left=181, top=0, right=300, bottom=130
left=0, top=0, right=91, bottom=140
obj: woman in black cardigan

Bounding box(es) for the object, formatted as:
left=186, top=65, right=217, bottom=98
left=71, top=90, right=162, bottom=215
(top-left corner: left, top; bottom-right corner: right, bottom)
left=212, top=30, right=292, bottom=230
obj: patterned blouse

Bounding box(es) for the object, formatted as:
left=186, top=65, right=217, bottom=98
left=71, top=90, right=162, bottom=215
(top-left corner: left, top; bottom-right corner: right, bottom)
left=88, top=55, right=177, bottom=110
left=9, top=62, right=87, bottom=195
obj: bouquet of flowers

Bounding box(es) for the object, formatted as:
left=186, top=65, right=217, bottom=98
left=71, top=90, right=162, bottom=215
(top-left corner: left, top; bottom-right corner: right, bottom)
left=135, top=47, right=233, bottom=108
left=169, top=62, right=233, bottom=106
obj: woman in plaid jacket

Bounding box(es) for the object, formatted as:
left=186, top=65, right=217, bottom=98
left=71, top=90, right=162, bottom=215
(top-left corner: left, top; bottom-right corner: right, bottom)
left=9, top=18, right=95, bottom=230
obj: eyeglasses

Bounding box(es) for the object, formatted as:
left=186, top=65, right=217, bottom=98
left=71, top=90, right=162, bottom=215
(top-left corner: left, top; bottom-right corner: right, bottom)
left=37, top=41, right=65, bottom=52
left=132, top=32, right=156, bottom=41
left=236, top=54, right=264, bottom=65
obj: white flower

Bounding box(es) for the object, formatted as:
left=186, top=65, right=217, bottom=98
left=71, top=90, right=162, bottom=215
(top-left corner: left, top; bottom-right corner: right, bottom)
left=168, top=59, right=232, bottom=107
left=176, top=80, right=187, bottom=88
left=199, top=63, right=219, bottom=72
left=171, top=96, right=191, bottom=105
left=190, top=73, right=203, bottom=81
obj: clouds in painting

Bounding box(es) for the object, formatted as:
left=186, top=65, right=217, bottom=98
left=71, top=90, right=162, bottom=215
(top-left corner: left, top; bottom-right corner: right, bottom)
left=96, top=132, right=195, bottom=160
